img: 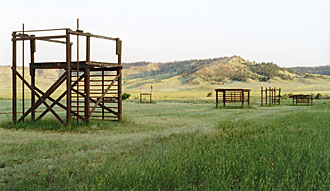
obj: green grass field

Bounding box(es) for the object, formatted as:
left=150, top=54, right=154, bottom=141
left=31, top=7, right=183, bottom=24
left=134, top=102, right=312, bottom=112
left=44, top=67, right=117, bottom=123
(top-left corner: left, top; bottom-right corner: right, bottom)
left=1, top=99, right=330, bottom=190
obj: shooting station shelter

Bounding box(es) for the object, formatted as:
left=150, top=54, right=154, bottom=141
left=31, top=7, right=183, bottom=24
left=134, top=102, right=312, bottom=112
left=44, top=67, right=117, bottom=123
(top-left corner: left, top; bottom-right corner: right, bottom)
left=140, top=85, right=153, bottom=103
left=12, top=21, right=122, bottom=125
left=290, top=94, right=313, bottom=105
left=215, top=88, right=251, bottom=108
left=261, top=87, right=281, bottom=106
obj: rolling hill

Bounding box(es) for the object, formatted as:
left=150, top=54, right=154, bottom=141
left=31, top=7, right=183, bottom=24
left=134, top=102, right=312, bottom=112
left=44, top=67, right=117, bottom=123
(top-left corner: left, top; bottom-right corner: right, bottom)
left=123, top=56, right=320, bottom=85
left=290, top=65, right=330, bottom=76
left=1, top=56, right=330, bottom=99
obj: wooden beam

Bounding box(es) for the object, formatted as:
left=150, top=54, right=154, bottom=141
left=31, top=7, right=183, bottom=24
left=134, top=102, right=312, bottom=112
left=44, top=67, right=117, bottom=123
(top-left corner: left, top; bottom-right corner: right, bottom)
left=66, top=30, right=71, bottom=125
left=68, top=30, right=117, bottom=41
left=12, top=32, right=17, bottom=123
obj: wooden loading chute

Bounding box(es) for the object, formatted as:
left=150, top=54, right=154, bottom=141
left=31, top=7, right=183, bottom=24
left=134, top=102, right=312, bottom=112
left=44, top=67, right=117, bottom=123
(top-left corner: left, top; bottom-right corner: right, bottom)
left=12, top=21, right=123, bottom=125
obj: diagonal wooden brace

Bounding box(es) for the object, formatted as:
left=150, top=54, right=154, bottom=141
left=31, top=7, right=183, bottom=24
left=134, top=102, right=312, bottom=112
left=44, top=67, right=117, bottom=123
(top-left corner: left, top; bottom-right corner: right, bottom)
left=36, top=74, right=85, bottom=120
left=17, top=70, right=67, bottom=122
left=89, top=73, right=121, bottom=116
left=13, top=68, right=65, bottom=125
left=34, top=86, right=84, bottom=122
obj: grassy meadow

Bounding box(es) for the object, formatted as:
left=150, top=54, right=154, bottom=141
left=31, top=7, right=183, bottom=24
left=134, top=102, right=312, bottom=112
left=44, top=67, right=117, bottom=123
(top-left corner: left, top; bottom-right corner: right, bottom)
left=0, top=97, right=330, bottom=190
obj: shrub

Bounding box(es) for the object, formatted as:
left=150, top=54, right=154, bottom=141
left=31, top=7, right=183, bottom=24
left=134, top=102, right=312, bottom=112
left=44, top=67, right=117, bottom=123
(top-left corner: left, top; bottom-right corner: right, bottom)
left=122, top=93, right=131, bottom=100
left=206, top=92, right=212, bottom=97
left=315, top=93, right=321, bottom=99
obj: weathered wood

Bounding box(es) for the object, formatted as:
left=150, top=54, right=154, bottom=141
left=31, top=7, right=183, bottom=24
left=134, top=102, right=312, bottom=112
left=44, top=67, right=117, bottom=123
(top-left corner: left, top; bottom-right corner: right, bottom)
left=261, top=87, right=281, bottom=106
left=30, top=37, right=36, bottom=120
left=89, top=73, right=121, bottom=116
left=13, top=68, right=66, bottom=125
left=37, top=74, right=84, bottom=120
left=12, top=25, right=122, bottom=125
left=12, top=32, right=17, bottom=123
left=214, top=88, right=251, bottom=108
left=66, top=30, right=71, bottom=125
left=290, top=94, right=313, bottom=105
left=18, top=72, right=67, bottom=122
left=68, top=29, right=118, bottom=41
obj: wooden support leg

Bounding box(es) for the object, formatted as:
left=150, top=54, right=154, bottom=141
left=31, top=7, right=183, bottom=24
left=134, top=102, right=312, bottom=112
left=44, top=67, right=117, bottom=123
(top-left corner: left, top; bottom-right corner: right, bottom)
left=241, top=90, right=244, bottom=108
left=66, top=30, right=71, bottom=125
left=31, top=67, right=35, bottom=121
left=261, top=87, right=263, bottom=106
left=30, top=38, right=36, bottom=120
left=215, top=90, right=218, bottom=108
left=84, top=68, right=90, bottom=122
left=12, top=33, right=17, bottom=123
left=223, top=91, right=226, bottom=107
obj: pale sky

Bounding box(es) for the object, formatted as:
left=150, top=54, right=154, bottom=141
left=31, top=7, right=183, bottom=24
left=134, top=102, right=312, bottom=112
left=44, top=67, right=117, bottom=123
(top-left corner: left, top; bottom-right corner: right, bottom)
left=0, top=0, right=329, bottom=67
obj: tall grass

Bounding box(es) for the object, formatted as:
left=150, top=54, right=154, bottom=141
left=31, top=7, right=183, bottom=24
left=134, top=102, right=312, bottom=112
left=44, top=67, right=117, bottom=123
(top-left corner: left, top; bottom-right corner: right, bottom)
left=92, top=107, right=330, bottom=190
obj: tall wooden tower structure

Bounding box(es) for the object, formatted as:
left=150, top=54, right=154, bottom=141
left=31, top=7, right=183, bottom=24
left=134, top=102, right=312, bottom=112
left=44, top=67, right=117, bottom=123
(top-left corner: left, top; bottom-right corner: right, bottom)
left=12, top=22, right=122, bottom=125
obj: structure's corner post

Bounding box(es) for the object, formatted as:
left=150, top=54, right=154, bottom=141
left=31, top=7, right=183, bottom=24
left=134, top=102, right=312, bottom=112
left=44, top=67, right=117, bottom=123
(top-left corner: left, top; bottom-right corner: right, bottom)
left=223, top=91, right=226, bottom=107
left=241, top=90, right=244, bottom=108
left=311, top=95, right=313, bottom=106
left=248, top=90, right=250, bottom=106
left=30, top=36, right=36, bottom=121
left=12, top=32, right=17, bottom=123
left=118, top=68, right=122, bottom=121
left=66, top=30, right=71, bottom=125
left=84, top=36, right=91, bottom=123
left=117, top=39, right=122, bottom=121
left=261, top=87, right=263, bottom=106
left=215, top=90, right=218, bottom=108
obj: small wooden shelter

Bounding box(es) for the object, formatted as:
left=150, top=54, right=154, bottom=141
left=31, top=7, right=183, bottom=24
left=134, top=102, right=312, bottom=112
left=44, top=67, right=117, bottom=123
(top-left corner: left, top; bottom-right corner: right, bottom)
left=290, top=94, right=313, bottom=105
left=215, top=88, right=251, bottom=108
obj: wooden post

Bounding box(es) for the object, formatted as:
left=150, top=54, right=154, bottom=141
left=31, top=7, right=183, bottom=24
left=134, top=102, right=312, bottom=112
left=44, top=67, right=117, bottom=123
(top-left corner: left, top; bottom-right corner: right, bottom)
left=102, top=70, right=104, bottom=120
left=311, top=95, right=313, bottom=105
left=22, top=24, right=25, bottom=121
left=269, top=87, right=271, bottom=106
left=85, top=36, right=90, bottom=122
left=265, top=88, right=268, bottom=105
left=215, top=90, right=218, bottom=108
left=241, top=90, right=244, bottom=108
left=248, top=90, right=250, bottom=106
left=12, top=32, right=17, bottom=123
left=261, top=87, right=263, bottom=106
left=30, top=36, right=36, bottom=121
left=223, top=91, right=226, bottom=107
left=76, top=19, right=80, bottom=125
left=117, top=40, right=122, bottom=121
left=279, top=88, right=281, bottom=105
left=66, top=30, right=71, bottom=125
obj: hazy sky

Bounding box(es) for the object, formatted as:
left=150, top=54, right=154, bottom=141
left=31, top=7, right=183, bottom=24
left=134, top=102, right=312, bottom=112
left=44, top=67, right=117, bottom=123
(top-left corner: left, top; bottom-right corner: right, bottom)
left=0, top=0, right=329, bottom=67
